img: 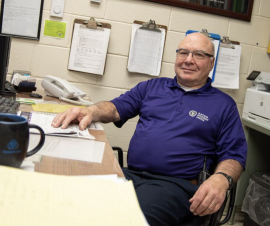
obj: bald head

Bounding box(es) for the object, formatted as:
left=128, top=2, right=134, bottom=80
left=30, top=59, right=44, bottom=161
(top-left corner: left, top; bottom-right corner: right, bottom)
left=179, top=33, right=215, bottom=56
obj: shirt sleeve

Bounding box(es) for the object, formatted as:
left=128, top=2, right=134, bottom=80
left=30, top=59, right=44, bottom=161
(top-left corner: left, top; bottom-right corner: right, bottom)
left=215, top=104, right=247, bottom=169
left=110, top=80, right=150, bottom=128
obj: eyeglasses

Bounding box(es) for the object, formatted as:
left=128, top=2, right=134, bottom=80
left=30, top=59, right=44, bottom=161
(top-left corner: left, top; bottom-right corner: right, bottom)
left=176, top=48, right=214, bottom=60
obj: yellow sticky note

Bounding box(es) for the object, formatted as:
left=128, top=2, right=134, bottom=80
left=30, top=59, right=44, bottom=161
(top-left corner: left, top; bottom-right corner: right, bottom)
left=32, top=104, right=85, bottom=113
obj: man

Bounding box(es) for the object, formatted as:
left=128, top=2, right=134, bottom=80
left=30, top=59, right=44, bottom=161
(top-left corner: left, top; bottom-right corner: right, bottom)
left=52, top=33, right=247, bottom=226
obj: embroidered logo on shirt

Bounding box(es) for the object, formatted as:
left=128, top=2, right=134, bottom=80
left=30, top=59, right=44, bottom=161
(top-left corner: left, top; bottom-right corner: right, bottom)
left=189, top=111, right=209, bottom=122
left=189, top=110, right=197, bottom=117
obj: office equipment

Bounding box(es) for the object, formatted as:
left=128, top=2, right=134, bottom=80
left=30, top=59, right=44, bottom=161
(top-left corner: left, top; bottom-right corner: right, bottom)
left=242, top=71, right=270, bottom=132
left=0, top=35, right=11, bottom=93
left=186, top=29, right=221, bottom=82
left=12, top=73, right=36, bottom=92
left=127, top=20, right=167, bottom=76
left=50, top=0, right=65, bottom=18
left=0, top=0, right=44, bottom=40
left=41, top=75, right=93, bottom=106
left=0, top=165, right=148, bottom=226
left=68, top=17, right=111, bottom=75
left=212, top=36, right=241, bottom=89
left=0, top=95, right=20, bottom=114
left=11, top=70, right=31, bottom=80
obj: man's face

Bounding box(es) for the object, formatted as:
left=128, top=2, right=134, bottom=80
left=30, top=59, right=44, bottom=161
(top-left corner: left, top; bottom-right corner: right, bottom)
left=174, top=33, right=215, bottom=88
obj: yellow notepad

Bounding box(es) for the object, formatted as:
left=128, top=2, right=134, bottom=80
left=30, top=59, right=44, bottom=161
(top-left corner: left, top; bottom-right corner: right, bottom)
left=32, top=103, right=85, bottom=113
left=0, top=166, right=147, bottom=226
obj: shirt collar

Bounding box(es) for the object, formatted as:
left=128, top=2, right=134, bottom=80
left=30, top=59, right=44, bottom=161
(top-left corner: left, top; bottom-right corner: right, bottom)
left=167, top=76, right=215, bottom=94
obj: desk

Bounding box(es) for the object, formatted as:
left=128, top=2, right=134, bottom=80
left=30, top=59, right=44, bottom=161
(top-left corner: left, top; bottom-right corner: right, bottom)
left=20, top=95, right=124, bottom=178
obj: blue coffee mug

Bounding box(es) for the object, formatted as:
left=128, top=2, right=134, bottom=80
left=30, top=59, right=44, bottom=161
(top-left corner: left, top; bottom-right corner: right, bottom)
left=0, top=113, right=45, bottom=168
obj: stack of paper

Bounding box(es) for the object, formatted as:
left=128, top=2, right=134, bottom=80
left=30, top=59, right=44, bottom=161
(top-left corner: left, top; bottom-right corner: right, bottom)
left=0, top=166, right=148, bottom=226
left=22, top=111, right=95, bottom=140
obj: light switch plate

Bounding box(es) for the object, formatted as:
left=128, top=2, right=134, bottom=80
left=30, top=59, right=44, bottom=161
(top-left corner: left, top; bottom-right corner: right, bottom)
left=50, top=0, right=65, bottom=18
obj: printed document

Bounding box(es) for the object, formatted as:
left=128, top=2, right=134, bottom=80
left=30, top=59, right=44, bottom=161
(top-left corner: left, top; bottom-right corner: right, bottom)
left=128, top=23, right=166, bottom=76
left=1, top=0, right=41, bottom=37
left=68, top=23, right=110, bottom=75
left=212, top=45, right=241, bottom=89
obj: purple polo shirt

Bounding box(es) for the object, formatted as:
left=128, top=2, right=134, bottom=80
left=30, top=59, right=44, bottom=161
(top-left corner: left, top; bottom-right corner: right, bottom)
left=111, top=77, right=247, bottom=179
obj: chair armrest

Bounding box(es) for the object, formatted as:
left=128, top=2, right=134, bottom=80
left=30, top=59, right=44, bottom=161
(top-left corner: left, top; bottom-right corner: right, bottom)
left=112, top=146, right=123, bottom=168
left=217, top=183, right=237, bottom=225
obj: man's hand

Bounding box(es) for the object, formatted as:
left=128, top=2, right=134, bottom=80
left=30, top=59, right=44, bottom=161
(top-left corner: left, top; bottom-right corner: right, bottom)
left=52, top=107, right=93, bottom=130
left=189, top=174, right=228, bottom=216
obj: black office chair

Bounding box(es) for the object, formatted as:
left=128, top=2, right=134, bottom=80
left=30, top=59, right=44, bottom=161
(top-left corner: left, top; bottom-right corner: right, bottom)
left=112, top=146, right=124, bottom=168
left=112, top=147, right=237, bottom=226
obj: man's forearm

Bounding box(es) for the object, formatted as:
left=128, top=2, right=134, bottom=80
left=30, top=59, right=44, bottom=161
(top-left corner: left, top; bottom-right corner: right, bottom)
left=87, top=101, right=120, bottom=123
left=214, top=159, right=243, bottom=183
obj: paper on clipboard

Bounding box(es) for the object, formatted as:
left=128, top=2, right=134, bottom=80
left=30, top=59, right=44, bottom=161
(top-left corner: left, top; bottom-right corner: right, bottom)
left=212, top=45, right=241, bottom=89
left=208, top=39, right=220, bottom=80
left=68, top=23, right=110, bottom=75
left=127, top=23, right=166, bottom=76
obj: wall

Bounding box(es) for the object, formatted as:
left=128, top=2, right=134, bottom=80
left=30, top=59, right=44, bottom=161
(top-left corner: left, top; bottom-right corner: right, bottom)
left=4, top=0, right=270, bottom=166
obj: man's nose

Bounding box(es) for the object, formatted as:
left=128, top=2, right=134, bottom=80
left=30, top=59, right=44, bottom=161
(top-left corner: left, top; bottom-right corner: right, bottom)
left=184, top=52, right=195, bottom=63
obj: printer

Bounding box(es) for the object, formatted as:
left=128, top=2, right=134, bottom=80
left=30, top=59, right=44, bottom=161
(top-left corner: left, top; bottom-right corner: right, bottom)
left=242, top=71, right=270, bottom=130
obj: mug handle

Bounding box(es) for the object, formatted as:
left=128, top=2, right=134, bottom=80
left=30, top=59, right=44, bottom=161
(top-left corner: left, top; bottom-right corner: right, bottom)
left=26, top=124, right=45, bottom=157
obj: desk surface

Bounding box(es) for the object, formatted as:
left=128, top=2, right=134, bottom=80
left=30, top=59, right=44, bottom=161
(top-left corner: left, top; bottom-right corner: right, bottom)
left=20, top=95, right=124, bottom=178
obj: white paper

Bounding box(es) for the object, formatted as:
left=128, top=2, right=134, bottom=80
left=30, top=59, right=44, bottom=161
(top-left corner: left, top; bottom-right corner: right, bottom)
left=2, top=0, right=41, bottom=37
left=212, top=45, right=241, bottom=89
left=127, top=24, right=165, bottom=76
left=29, top=134, right=105, bottom=163
left=68, top=23, right=110, bottom=75
left=20, top=161, right=35, bottom=172
left=208, top=39, right=220, bottom=79
left=28, top=111, right=95, bottom=140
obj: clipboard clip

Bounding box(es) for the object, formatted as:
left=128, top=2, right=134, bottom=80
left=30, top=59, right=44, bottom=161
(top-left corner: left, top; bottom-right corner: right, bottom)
left=80, top=17, right=103, bottom=30
left=221, top=36, right=235, bottom=49
left=200, top=29, right=211, bottom=38
left=139, top=19, right=161, bottom=32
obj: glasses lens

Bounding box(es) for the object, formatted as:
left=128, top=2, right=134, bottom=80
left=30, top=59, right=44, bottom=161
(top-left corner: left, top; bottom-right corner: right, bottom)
left=193, top=51, right=205, bottom=60
left=177, top=50, right=189, bottom=59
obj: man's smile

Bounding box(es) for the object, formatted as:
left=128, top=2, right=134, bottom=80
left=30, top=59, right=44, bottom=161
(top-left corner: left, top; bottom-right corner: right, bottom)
left=181, top=68, right=196, bottom=73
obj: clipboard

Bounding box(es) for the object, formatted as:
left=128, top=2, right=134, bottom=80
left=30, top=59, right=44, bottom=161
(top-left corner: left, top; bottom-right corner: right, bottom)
left=186, top=29, right=221, bottom=82
left=212, top=36, right=242, bottom=89
left=127, top=20, right=167, bottom=76
left=68, top=17, right=111, bottom=75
